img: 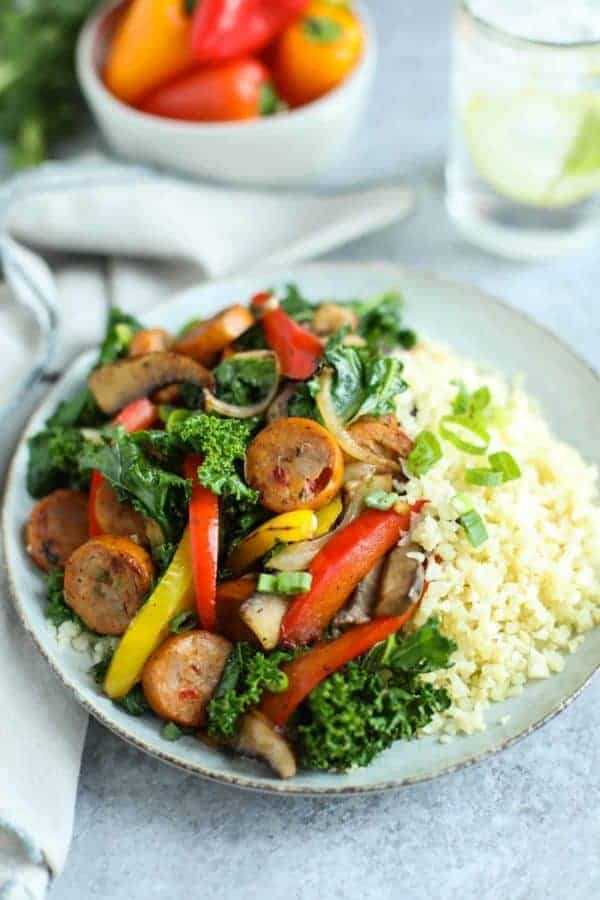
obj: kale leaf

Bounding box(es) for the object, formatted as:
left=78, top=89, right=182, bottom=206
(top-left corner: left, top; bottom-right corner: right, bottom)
left=173, top=413, right=258, bottom=502
left=45, top=568, right=82, bottom=629
left=295, top=618, right=456, bottom=772
left=79, top=428, right=191, bottom=543
left=118, top=684, right=151, bottom=717
left=27, top=427, right=90, bottom=498
left=207, top=643, right=292, bottom=739
left=354, top=292, right=416, bottom=352
left=213, top=354, right=277, bottom=407
left=322, top=335, right=407, bottom=424
left=279, top=283, right=315, bottom=323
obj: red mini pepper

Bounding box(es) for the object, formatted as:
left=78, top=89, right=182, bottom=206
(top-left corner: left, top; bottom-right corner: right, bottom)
left=262, top=306, right=323, bottom=380
left=281, top=506, right=415, bottom=646
left=260, top=609, right=418, bottom=727
left=191, top=0, right=309, bottom=65
left=183, top=456, right=219, bottom=631
left=89, top=398, right=157, bottom=537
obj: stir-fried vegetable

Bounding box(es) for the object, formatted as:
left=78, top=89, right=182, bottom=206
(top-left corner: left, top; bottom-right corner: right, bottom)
left=184, top=456, right=219, bottom=631
left=227, top=510, right=317, bottom=574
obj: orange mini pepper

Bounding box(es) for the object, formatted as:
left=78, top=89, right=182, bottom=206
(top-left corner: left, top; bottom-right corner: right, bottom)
left=104, top=0, right=196, bottom=105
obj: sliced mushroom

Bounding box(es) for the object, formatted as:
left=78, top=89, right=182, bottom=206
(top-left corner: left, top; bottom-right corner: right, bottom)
left=312, top=303, right=358, bottom=337
left=334, top=558, right=384, bottom=628
left=88, top=352, right=213, bottom=415
left=233, top=710, right=297, bottom=779
left=239, top=593, right=288, bottom=650
left=347, top=414, right=413, bottom=462
left=373, top=541, right=426, bottom=617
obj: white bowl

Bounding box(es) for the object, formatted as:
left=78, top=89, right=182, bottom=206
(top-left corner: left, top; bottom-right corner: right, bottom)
left=76, top=0, right=377, bottom=185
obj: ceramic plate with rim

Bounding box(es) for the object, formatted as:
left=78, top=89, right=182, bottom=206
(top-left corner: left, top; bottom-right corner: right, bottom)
left=4, top=263, right=600, bottom=795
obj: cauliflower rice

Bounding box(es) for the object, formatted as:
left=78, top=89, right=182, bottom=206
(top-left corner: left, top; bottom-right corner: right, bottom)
left=393, top=340, right=600, bottom=738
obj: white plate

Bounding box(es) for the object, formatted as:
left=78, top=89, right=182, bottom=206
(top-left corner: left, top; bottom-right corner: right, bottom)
left=4, top=262, right=600, bottom=795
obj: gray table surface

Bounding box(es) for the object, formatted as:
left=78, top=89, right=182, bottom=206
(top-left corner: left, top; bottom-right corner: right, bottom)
left=3, top=1, right=600, bottom=898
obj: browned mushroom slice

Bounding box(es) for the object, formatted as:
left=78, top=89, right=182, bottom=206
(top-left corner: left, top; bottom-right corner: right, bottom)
left=373, top=541, right=426, bottom=617
left=233, top=710, right=297, bottom=779
left=88, top=352, right=212, bottom=415
left=312, top=303, right=359, bottom=337
left=334, top=558, right=384, bottom=628
left=347, top=414, right=414, bottom=462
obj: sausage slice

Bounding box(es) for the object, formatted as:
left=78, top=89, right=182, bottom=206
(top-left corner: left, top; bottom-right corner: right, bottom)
left=129, top=328, right=171, bottom=357
left=64, top=535, right=153, bottom=635
left=142, top=631, right=232, bottom=727
left=172, top=305, right=254, bottom=365
left=245, top=417, right=344, bottom=513
left=26, top=489, right=89, bottom=572
left=347, top=414, right=413, bottom=462
left=93, top=478, right=163, bottom=547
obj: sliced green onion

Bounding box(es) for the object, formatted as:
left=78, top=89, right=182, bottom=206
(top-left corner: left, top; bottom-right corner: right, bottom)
left=451, top=380, right=469, bottom=415
left=470, top=386, right=491, bottom=415
left=489, top=451, right=521, bottom=482
left=465, top=468, right=504, bottom=487
left=257, top=571, right=312, bottom=594
left=458, top=509, right=488, bottom=547
left=451, top=493, right=474, bottom=516
left=170, top=611, right=198, bottom=634
left=364, top=490, right=400, bottom=510
left=406, top=430, right=443, bottom=476
left=161, top=722, right=182, bottom=742
left=439, top=415, right=490, bottom=455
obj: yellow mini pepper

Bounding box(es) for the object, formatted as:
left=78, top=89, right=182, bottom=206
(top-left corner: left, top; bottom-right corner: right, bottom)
left=104, top=528, right=195, bottom=699
left=227, top=510, right=317, bottom=576
left=314, top=496, right=343, bottom=536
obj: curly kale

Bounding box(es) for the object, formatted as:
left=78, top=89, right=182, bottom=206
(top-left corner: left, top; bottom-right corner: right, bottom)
left=79, top=428, right=191, bottom=543
left=207, top=643, right=291, bottom=740
left=45, top=568, right=82, bottom=629
left=173, top=413, right=258, bottom=502
left=295, top=619, right=456, bottom=772
left=27, top=426, right=90, bottom=498
left=354, top=292, right=417, bottom=352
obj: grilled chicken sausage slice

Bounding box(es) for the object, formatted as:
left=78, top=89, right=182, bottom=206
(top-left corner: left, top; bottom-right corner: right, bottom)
left=129, top=327, right=171, bottom=357
left=88, top=352, right=212, bottom=416
left=142, top=631, right=232, bottom=727
left=93, top=478, right=163, bottom=547
left=245, top=417, right=343, bottom=513
left=172, top=305, right=254, bottom=365
left=347, top=414, right=413, bottom=462
left=26, top=489, right=89, bottom=572
left=64, top=535, right=153, bottom=635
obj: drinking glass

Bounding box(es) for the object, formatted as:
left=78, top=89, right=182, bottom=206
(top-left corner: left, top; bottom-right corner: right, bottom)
left=446, top=0, right=600, bottom=259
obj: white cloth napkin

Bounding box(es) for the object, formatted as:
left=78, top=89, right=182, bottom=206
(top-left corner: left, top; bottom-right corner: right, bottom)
left=0, top=158, right=414, bottom=898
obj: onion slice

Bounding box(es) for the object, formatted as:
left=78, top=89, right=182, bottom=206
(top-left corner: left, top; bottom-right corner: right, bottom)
left=204, top=350, right=280, bottom=419
left=315, top=369, right=400, bottom=472
left=267, top=474, right=392, bottom=572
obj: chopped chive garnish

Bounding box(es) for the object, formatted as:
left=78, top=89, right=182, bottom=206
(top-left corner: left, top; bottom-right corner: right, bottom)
left=257, top=571, right=312, bottom=594
left=458, top=509, right=488, bottom=547
left=365, top=490, right=400, bottom=510
left=406, top=430, right=443, bottom=476
left=439, top=414, right=490, bottom=455
left=452, top=493, right=474, bottom=516
left=489, top=451, right=521, bottom=482
left=465, top=468, right=504, bottom=487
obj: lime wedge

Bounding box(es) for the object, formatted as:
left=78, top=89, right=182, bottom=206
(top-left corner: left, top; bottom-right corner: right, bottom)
left=464, top=93, right=600, bottom=207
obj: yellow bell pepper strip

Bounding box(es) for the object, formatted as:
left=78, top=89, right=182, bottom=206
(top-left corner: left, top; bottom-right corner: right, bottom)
left=104, top=528, right=194, bottom=699
left=227, top=510, right=317, bottom=576
left=104, top=0, right=196, bottom=106
left=314, top=496, right=343, bottom=537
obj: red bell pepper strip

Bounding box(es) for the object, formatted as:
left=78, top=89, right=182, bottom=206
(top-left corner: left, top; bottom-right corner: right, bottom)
left=260, top=608, right=419, bottom=728
left=191, top=0, right=309, bottom=65
left=281, top=506, right=416, bottom=647
left=262, top=307, right=323, bottom=380
left=89, top=398, right=157, bottom=536
left=183, top=456, right=219, bottom=631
